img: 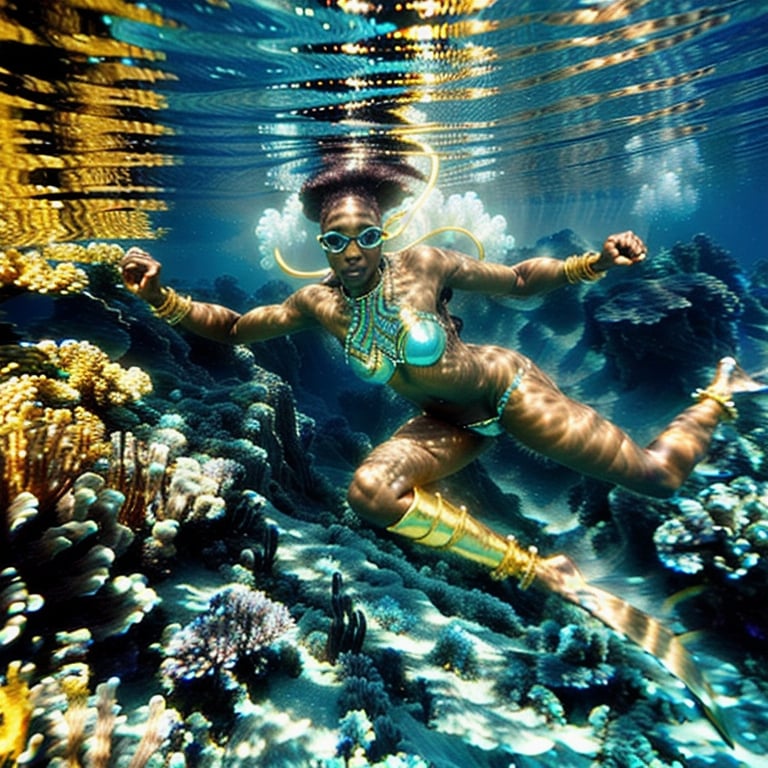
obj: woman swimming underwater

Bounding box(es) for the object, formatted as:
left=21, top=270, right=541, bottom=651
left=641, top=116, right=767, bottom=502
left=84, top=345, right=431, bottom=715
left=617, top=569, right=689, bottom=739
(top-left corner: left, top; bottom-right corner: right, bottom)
left=121, top=158, right=750, bottom=582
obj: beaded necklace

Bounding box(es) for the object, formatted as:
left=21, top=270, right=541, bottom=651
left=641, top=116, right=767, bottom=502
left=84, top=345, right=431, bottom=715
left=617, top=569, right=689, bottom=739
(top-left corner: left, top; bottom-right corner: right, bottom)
left=342, top=259, right=440, bottom=381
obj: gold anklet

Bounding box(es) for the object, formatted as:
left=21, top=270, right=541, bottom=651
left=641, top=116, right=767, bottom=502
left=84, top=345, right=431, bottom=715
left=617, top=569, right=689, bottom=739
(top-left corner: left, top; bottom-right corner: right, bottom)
left=490, top=536, right=539, bottom=589
left=691, top=387, right=738, bottom=420
left=564, top=251, right=605, bottom=284
left=152, top=287, right=192, bottom=326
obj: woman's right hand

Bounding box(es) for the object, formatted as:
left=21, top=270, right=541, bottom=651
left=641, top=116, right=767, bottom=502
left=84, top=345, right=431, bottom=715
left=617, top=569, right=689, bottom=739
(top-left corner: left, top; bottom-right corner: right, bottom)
left=120, top=247, right=165, bottom=306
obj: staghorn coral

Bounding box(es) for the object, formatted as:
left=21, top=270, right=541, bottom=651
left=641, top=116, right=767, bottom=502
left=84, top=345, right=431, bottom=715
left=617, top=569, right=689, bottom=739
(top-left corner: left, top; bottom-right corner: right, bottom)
left=159, top=584, right=295, bottom=690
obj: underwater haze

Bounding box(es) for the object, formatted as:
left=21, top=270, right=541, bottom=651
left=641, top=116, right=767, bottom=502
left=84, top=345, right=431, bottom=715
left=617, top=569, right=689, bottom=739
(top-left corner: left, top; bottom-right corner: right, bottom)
left=2, top=1, right=768, bottom=767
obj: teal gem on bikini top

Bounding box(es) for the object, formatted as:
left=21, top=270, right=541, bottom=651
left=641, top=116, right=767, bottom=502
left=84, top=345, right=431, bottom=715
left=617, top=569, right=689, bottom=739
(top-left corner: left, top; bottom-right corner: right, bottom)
left=343, top=264, right=447, bottom=384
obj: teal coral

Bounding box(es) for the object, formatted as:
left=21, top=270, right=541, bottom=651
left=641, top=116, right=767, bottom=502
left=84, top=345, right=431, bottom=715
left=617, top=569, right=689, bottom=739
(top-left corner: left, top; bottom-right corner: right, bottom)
left=654, top=476, right=768, bottom=579
left=429, top=622, right=479, bottom=679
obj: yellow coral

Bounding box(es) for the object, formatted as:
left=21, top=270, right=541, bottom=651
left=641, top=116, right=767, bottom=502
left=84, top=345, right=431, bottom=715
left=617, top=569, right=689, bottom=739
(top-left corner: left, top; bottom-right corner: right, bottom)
left=0, top=400, right=110, bottom=509
left=37, top=339, right=152, bottom=407
left=0, top=248, right=89, bottom=294
left=0, top=374, right=80, bottom=426
left=41, top=242, right=125, bottom=265
left=0, top=661, right=34, bottom=764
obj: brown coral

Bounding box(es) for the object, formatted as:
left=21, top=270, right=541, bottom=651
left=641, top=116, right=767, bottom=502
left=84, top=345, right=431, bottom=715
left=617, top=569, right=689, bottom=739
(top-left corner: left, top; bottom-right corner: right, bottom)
left=0, top=387, right=110, bottom=513
left=15, top=667, right=177, bottom=767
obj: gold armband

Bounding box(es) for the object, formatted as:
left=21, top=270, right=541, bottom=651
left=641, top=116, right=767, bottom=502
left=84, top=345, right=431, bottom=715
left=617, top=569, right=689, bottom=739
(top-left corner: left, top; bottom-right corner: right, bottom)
left=151, top=287, right=192, bottom=326
left=563, top=251, right=606, bottom=284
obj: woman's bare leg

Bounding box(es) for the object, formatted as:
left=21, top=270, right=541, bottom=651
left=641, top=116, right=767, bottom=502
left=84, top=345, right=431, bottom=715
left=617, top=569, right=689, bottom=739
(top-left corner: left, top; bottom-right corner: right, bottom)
left=348, top=415, right=491, bottom=527
left=348, top=416, right=540, bottom=585
left=501, top=356, right=740, bottom=497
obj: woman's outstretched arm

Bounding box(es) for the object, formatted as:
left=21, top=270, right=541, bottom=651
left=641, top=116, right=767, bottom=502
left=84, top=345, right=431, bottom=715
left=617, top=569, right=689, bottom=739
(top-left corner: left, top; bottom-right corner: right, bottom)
left=120, top=247, right=315, bottom=345
left=446, top=230, right=647, bottom=297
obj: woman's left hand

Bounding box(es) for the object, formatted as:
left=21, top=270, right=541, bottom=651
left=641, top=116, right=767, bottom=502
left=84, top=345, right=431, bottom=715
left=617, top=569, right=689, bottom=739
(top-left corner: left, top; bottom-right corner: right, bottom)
left=596, top=231, right=647, bottom=271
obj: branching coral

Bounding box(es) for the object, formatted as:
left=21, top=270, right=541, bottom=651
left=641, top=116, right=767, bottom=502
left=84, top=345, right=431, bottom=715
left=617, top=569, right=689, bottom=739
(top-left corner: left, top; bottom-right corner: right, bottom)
left=1, top=394, right=110, bottom=513
left=160, top=584, right=295, bottom=689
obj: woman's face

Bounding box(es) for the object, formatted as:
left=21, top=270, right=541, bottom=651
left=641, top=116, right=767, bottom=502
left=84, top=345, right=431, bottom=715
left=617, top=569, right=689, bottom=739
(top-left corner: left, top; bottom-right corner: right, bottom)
left=320, top=194, right=383, bottom=297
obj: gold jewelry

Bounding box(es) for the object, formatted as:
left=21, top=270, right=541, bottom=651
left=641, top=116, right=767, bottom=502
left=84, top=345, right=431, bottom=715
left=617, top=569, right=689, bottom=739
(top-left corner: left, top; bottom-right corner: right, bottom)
left=387, top=487, right=540, bottom=589
left=691, top=387, right=738, bottom=420
left=563, top=251, right=606, bottom=284
left=151, top=287, right=192, bottom=325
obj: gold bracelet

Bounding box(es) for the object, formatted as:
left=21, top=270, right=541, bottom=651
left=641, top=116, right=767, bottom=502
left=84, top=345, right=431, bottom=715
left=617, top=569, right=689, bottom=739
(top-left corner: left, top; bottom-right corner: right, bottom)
left=563, top=251, right=606, bottom=284
left=691, top=387, right=738, bottom=421
left=151, top=287, right=192, bottom=326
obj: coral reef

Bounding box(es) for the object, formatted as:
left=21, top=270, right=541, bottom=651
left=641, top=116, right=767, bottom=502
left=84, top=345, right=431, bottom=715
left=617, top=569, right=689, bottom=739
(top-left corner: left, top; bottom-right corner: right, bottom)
left=2, top=226, right=767, bottom=765
left=0, top=243, right=124, bottom=300
left=36, top=339, right=152, bottom=409
left=14, top=665, right=177, bottom=767
left=653, top=476, right=768, bottom=580
left=160, top=584, right=295, bottom=689
left=586, top=272, right=741, bottom=389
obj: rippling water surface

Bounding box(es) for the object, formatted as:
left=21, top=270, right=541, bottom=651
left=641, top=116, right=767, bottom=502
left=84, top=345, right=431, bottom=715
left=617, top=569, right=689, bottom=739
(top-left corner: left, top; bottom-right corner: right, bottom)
left=1, top=0, right=766, bottom=261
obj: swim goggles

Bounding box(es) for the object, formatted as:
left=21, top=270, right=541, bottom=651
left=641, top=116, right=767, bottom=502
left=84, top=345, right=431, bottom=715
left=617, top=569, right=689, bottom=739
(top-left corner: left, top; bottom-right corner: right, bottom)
left=317, top=226, right=389, bottom=253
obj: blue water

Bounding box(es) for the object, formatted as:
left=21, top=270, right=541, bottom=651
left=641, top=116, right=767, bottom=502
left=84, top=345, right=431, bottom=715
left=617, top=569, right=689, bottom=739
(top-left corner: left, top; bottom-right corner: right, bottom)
left=3, top=1, right=768, bottom=766
left=2, top=0, right=767, bottom=277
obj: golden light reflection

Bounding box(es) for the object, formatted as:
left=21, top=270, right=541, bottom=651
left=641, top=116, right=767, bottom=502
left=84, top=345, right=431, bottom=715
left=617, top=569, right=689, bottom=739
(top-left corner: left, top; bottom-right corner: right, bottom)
left=0, top=0, right=750, bottom=243
left=0, top=0, right=177, bottom=247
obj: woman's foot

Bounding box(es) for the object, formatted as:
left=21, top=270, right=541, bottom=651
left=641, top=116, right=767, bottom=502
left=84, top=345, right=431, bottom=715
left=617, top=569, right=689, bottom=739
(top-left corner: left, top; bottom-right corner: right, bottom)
left=693, top=356, right=768, bottom=420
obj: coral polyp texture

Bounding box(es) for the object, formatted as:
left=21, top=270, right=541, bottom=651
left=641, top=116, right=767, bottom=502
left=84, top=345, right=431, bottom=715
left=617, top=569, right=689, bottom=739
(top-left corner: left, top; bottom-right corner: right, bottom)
left=654, top=476, right=768, bottom=580
left=36, top=339, right=152, bottom=408
left=0, top=400, right=110, bottom=511
left=160, top=584, right=295, bottom=688
left=0, top=243, right=125, bottom=298
left=0, top=248, right=88, bottom=296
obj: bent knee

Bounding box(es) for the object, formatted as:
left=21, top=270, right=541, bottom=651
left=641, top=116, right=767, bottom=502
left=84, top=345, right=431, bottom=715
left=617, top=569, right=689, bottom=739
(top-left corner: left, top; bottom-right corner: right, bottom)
left=347, top=464, right=405, bottom=528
